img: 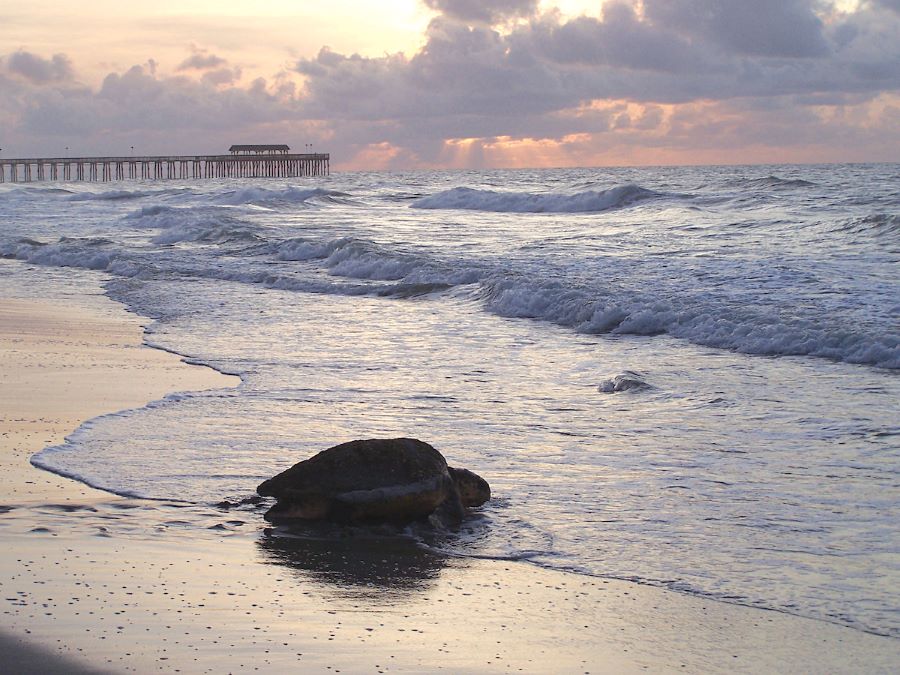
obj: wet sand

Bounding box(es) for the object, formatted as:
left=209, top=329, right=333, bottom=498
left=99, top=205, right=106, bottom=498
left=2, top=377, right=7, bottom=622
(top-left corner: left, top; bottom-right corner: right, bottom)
left=1, top=266, right=899, bottom=673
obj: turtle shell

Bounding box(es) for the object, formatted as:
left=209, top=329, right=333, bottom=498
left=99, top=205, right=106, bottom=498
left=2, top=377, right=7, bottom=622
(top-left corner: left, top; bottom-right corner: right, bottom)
left=257, top=438, right=456, bottom=522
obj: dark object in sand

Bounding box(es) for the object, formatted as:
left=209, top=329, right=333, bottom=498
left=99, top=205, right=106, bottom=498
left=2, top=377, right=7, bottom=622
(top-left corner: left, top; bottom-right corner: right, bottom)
left=257, top=438, right=490, bottom=526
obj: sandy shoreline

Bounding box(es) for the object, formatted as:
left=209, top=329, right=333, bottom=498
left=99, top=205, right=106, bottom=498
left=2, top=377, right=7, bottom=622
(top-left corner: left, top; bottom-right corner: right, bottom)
left=0, top=295, right=239, bottom=506
left=1, top=262, right=899, bottom=673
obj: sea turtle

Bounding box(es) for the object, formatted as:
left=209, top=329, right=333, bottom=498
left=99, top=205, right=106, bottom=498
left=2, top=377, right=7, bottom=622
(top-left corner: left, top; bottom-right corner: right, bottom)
left=257, top=438, right=490, bottom=525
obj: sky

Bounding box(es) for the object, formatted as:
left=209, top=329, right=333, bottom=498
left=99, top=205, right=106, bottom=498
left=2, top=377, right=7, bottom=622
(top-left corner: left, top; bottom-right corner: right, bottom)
left=1, top=0, right=899, bottom=169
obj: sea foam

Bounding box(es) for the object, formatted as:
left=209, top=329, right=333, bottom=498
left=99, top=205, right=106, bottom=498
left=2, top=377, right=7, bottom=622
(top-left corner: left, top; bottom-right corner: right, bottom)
left=479, top=277, right=900, bottom=369
left=3, top=231, right=897, bottom=368
left=125, top=205, right=261, bottom=245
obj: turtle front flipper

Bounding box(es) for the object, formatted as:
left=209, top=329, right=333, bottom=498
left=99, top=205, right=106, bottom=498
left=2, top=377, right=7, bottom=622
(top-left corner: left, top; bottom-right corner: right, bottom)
left=264, top=489, right=331, bottom=522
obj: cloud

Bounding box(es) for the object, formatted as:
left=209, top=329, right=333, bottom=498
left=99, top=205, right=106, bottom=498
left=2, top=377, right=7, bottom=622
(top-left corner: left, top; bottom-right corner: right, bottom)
left=520, top=4, right=705, bottom=73
left=293, top=2, right=900, bottom=119
left=0, top=58, right=313, bottom=158
left=172, top=47, right=242, bottom=86
left=2, top=1, right=900, bottom=167
left=423, top=0, right=538, bottom=25
left=642, top=0, right=830, bottom=58
left=201, top=67, right=242, bottom=87
left=296, top=20, right=574, bottom=124
left=874, top=0, right=900, bottom=12
left=5, top=50, right=74, bottom=84
left=285, top=0, right=900, bottom=165
left=177, top=51, right=228, bottom=72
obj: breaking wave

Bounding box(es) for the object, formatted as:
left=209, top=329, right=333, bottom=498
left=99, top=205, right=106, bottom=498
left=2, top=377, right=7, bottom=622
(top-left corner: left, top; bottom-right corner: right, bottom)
left=125, top=205, right=261, bottom=245
left=834, top=213, right=900, bottom=241
left=275, top=236, right=484, bottom=287
left=274, top=237, right=352, bottom=262
left=215, top=186, right=351, bottom=207
left=4, top=231, right=897, bottom=369
left=0, top=186, right=74, bottom=197
left=67, top=187, right=189, bottom=201
left=0, top=237, right=149, bottom=278
left=739, top=176, right=817, bottom=190
left=479, top=278, right=899, bottom=369
left=411, top=184, right=660, bottom=213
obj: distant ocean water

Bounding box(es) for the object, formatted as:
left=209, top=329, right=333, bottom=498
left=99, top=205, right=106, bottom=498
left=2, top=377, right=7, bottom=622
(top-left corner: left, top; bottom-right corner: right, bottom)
left=1, top=164, right=898, bottom=637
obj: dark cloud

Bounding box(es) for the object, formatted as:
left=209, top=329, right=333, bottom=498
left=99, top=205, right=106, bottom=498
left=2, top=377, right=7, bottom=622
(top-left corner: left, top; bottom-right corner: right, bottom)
left=294, top=2, right=900, bottom=122
left=642, top=0, right=830, bottom=58
left=0, top=61, right=305, bottom=157
left=874, top=0, right=900, bottom=13
left=5, top=51, right=74, bottom=83
left=423, top=0, right=538, bottom=25
left=519, top=4, right=705, bottom=73
left=297, top=20, right=571, bottom=123
left=201, top=67, right=242, bottom=86
left=283, top=0, right=900, bottom=164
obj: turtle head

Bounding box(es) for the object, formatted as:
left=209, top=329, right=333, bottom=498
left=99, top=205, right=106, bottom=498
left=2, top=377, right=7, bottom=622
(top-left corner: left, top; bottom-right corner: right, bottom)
left=448, top=467, right=491, bottom=507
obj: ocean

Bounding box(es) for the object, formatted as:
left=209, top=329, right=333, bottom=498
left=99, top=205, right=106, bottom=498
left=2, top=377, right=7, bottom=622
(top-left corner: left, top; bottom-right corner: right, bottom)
left=1, top=163, right=897, bottom=638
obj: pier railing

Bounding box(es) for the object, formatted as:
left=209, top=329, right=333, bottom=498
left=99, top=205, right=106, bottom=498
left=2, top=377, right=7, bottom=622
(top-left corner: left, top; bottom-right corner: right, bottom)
left=0, top=153, right=330, bottom=183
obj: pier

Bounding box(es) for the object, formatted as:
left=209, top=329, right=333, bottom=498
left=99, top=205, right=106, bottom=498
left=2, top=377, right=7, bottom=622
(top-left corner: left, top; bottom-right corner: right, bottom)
left=0, top=148, right=329, bottom=183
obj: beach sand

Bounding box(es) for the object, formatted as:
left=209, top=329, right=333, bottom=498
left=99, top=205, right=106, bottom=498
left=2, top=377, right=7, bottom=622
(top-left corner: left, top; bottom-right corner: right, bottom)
left=1, top=264, right=898, bottom=673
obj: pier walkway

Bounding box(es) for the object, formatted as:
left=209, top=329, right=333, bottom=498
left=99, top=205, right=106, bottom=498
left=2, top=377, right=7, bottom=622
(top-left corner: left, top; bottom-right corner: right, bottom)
left=0, top=152, right=329, bottom=183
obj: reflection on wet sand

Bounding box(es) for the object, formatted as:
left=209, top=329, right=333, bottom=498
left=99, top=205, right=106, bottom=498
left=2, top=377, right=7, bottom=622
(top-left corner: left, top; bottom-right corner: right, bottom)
left=257, top=523, right=453, bottom=599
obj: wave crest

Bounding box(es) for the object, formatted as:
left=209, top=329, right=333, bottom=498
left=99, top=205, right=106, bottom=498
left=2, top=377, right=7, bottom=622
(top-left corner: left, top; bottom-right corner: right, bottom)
left=834, top=213, right=900, bottom=240
left=67, top=187, right=188, bottom=201
left=411, top=184, right=659, bottom=213
left=741, top=176, right=817, bottom=189
left=216, top=186, right=350, bottom=207
left=3, top=231, right=896, bottom=369
left=125, top=205, right=260, bottom=245
left=480, top=278, right=900, bottom=369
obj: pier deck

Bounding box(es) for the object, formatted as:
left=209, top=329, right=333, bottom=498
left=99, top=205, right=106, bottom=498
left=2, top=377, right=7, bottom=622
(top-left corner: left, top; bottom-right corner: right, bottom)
left=0, top=153, right=329, bottom=183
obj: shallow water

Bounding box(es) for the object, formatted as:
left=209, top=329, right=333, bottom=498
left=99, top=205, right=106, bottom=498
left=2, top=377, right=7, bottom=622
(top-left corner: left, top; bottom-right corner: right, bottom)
left=1, top=163, right=898, bottom=636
